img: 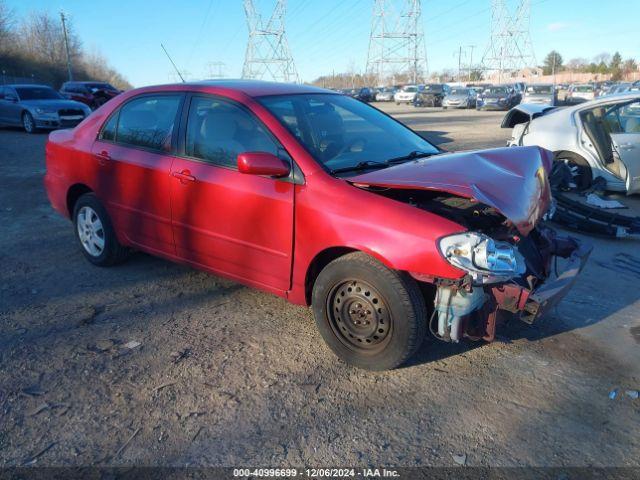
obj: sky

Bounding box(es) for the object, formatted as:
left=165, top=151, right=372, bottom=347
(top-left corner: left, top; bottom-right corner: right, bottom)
left=6, top=0, right=640, bottom=87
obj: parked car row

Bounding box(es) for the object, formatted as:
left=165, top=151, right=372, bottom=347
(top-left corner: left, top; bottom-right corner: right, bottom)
left=0, top=80, right=123, bottom=133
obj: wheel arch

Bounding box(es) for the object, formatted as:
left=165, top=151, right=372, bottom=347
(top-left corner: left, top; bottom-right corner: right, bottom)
left=66, top=183, right=93, bottom=216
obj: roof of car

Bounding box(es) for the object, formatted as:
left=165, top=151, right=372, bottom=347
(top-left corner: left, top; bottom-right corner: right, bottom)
left=5, top=84, right=52, bottom=88
left=180, top=79, right=331, bottom=97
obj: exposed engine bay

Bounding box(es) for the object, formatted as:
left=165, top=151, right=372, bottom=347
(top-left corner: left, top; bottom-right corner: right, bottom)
left=367, top=187, right=591, bottom=345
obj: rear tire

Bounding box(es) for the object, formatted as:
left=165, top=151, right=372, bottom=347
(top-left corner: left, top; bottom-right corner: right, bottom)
left=73, top=193, right=129, bottom=266
left=312, top=252, right=427, bottom=370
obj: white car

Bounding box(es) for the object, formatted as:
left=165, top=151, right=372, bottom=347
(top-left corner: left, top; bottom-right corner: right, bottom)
left=394, top=85, right=418, bottom=104
left=567, top=84, right=596, bottom=103
left=503, top=93, right=640, bottom=194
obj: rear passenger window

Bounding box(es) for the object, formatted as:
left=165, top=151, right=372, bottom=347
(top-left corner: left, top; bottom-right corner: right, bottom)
left=113, top=95, right=181, bottom=151
left=185, top=96, right=278, bottom=168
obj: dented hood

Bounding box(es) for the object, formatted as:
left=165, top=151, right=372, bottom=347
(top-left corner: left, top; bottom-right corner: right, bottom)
left=349, top=146, right=553, bottom=236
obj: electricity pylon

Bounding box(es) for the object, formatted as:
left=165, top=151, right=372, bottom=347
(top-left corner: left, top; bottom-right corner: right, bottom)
left=481, top=0, right=536, bottom=81
left=365, top=0, right=428, bottom=86
left=242, top=0, right=299, bottom=83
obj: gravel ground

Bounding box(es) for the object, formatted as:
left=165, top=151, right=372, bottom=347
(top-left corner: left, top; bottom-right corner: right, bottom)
left=1, top=105, right=639, bottom=469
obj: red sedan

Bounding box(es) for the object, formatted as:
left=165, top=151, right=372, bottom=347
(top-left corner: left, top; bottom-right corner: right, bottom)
left=44, top=80, right=590, bottom=370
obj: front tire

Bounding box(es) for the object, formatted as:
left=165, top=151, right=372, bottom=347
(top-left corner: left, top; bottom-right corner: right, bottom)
left=22, top=112, right=38, bottom=133
left=312, top=252, right=427, bottom=370
left=73, top=193, right=129, bottom=266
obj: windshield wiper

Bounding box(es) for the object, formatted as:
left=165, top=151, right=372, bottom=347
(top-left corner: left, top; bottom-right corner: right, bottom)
left=385, top=150, right=435, bottom=164
left=330, top=160, right=388, bottom=175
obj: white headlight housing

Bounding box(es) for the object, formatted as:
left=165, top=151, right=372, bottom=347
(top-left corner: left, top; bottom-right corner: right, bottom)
left=438, top=232, right=526, bottom=284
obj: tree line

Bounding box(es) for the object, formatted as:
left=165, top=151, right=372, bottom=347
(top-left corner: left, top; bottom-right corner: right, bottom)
left=0, top=1, right=131, bottom=89
left=543, top=50, right=638, bottom=80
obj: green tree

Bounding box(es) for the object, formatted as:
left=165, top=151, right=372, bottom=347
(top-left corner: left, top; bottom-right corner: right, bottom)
left=543, top=50, right=563, bottom=75
left=610, top=52, right=623, bottom=80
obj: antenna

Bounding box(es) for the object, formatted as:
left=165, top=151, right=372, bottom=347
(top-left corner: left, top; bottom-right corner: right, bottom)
left=481, top=0, right=536, bottom=82
left=161, top=43, right=185, bottom=83
left=365, top=0, right=427, bottom=86
left=242, top=0, right=299, bottom=83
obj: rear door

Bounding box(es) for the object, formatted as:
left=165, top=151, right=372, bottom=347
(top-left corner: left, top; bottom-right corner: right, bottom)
left=91, top=93, right=184, bottom=255
left=607, top=100, right=640, bottom=194
left=170, top=94, right=295, bottom=292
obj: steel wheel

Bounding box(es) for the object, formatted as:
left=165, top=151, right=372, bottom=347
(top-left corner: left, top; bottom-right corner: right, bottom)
left=327, top=279, right=392, bottom=353
left=76, top=206, right=105, bottom=257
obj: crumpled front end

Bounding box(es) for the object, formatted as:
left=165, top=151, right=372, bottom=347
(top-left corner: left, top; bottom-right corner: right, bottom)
left=432, top=226, right=591, bottom=343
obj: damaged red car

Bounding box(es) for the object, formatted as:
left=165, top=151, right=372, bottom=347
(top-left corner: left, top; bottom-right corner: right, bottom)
left=44, top=81, right=591, bottom=370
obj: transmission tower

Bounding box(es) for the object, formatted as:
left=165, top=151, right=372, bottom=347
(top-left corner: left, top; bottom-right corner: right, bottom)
left=365, top=0, right=427, bottom=86
left=242, top=0, right=299, bottom=83
left=481, top=0, right=536, bottom=81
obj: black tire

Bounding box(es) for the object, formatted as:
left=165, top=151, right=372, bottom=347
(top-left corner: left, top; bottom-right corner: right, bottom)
left=554, top=151, right=592, bottom=191
left=72, top=193, right=129, bottom=266
left=22, top=111, right=38, bottom=134
left=312, top=252, right=427, bottom=370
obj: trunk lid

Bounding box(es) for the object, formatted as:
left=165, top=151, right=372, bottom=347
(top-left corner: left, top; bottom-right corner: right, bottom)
left=349, top=146, right=553, bottom=236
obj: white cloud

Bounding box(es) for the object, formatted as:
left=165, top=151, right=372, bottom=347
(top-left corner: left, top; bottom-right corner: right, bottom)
left=547, top=22, right=570, bottom=32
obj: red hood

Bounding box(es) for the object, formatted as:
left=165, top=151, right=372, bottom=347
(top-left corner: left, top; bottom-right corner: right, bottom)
left=349, top=146, right=553, bottom=236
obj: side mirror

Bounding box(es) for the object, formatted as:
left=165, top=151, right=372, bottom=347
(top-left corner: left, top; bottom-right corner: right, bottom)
left=237, top=152, right=290, bottom=177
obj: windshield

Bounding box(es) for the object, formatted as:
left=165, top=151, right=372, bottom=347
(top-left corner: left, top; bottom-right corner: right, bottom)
left=423, top=84, right=443, bottom=92
left=484, top=87, right=508, bottom=95
left=449, top=88, right=469, bottom=95
left=574, top=85, right=593, bottom=92
left=258, top=93, right=439, bottom=174
left=15, top=87, right=62, bottom=100
left=402, top=86, right=417, bottom=92
left=527, top=85, right=552, bottom=94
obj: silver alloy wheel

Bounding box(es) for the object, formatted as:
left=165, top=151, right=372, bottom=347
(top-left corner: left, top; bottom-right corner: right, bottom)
left=23, top=113, right=34, bottom=133
left=76, top=206, right=105, bottom=257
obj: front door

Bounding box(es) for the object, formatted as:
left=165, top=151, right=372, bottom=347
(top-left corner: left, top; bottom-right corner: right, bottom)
left=170, top=95, right=294, bottom=292
left=605, top=100, right=640, bottom=194
left=91, top=93, right=183, bottom=255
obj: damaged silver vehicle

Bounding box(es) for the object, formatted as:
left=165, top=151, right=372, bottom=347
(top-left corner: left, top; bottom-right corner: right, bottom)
left=503, top=92, right=640, bottom=194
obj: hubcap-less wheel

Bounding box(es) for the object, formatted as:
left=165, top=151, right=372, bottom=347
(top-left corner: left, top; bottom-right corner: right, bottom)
left=76, top=206, right=105, bottom=257
left=328, top=279, right=391, bottom=352
left=23, top=113, right=34, bottom=133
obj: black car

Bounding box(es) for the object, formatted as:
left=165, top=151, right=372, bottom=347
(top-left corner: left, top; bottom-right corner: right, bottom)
left=355, top=87, right=374, bottom=102
left=413, top=84, right=451, bottom=107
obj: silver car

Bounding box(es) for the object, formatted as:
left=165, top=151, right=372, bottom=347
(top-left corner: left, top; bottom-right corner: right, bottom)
left=503, top=93, right=640, bottom=194
left=375, top=87, right=397, bottom=102
left=0, top=84, right=91, bottom=133
left=522, top=84, right=556, bottom=106
left=442, top=87, right=476, bottom=109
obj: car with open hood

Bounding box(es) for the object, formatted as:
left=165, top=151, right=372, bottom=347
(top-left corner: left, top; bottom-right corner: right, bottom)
left=504, top=92, right=640, bottom=194
left=0, top=84, right=92, bottom=133
left=44, top=80, right=590, bottom=370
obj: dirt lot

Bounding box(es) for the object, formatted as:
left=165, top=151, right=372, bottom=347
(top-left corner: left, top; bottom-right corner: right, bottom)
left=1, top=105, right=639, bottom=469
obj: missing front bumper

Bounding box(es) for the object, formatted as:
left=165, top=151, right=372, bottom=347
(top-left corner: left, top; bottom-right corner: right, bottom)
left=492, top=236, right=592, bottom=325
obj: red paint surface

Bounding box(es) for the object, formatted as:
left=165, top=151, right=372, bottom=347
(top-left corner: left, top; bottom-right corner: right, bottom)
left=44, top=81, right=552, bottom=306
